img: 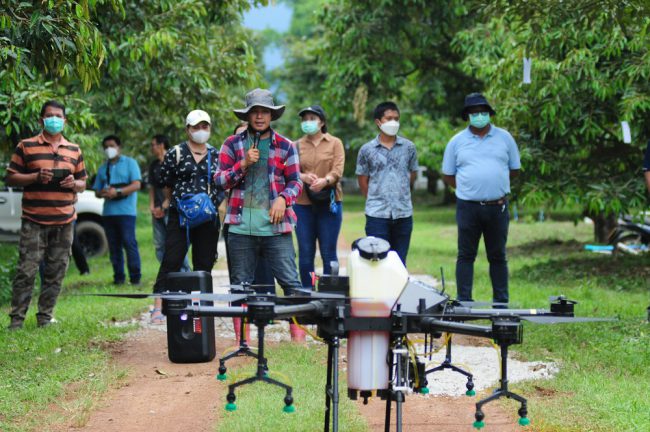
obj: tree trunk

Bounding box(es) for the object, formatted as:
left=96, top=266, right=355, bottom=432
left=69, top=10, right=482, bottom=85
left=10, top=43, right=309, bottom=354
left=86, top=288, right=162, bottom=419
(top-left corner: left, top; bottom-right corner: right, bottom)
left=588, top=211, right=618, bottom=243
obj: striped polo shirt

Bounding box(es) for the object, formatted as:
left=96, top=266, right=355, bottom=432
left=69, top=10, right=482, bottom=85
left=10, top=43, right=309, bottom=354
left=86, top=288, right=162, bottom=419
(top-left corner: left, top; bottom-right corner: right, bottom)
left=7, top=132, right=87, bottom=225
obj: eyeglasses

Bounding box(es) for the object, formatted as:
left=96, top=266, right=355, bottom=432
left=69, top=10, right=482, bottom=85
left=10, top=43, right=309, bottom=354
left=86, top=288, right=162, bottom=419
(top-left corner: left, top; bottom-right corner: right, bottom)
left=469, top=112, right=489, bottom=117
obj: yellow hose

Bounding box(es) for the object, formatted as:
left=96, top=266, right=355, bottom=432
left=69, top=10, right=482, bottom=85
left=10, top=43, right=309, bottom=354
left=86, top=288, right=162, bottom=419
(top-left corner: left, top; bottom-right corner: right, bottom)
left=291, top=316, right=325, bottom=343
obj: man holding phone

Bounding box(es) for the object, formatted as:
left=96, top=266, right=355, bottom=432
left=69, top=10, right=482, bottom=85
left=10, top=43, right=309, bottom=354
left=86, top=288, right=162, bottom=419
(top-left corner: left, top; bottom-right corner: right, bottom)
left=5, top=100, right=87, bottom=330
left=93, top=135, right=142, bottom=285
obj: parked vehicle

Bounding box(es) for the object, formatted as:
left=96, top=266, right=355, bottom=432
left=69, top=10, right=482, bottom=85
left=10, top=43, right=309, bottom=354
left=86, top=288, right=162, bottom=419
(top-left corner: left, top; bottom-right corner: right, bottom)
left=608, top=213, right=650, bottom=255
left=0, top=187, right=108, bottom=256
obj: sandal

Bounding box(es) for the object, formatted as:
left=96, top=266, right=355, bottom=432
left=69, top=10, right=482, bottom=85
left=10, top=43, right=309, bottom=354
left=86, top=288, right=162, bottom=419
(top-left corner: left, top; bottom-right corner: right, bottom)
left=150, top=308, right=166, bottom=324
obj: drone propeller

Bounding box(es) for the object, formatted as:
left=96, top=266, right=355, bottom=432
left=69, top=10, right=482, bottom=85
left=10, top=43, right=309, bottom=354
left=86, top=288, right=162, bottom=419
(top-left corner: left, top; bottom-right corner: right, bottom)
left=78, top=292, right=249, bottom=303
left=521, top=316, right=616, bottom=324
left=454, top=300, right=509, bottom=307
left=293, top=288, right=347, bottom=299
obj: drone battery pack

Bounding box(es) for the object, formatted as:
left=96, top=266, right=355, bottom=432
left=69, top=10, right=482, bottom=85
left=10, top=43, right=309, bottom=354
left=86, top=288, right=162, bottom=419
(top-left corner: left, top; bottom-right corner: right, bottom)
left=164, top=271, right=216, bottom=363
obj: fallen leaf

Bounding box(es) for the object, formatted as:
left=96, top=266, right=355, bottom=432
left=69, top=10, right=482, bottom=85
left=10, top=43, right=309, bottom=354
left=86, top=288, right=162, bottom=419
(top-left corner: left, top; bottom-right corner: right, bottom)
left=155, top=368, right=168, bottom=376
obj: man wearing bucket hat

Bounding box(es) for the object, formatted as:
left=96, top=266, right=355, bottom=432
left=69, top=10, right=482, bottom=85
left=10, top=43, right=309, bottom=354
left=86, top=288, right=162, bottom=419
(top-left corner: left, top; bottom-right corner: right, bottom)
left=441, top=93, right=521, bottom=305
left=215, top=89, right=305, bottom=340
left=150, top=109, right=223, bottom=323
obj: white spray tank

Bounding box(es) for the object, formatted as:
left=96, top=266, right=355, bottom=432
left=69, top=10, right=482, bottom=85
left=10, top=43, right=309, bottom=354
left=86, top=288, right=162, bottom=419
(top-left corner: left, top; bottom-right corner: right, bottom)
left=347, top=237, right=409, bottom=393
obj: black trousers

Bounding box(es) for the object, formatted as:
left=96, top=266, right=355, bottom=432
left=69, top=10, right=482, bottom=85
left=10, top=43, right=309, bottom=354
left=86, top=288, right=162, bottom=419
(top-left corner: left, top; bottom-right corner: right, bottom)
left=153, top=207, right=220, bottom=293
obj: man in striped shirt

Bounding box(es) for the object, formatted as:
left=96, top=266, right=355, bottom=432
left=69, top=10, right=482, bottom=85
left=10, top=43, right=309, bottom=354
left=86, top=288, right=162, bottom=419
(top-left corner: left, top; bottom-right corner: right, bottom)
left=5, top=100, right=87, bottom=330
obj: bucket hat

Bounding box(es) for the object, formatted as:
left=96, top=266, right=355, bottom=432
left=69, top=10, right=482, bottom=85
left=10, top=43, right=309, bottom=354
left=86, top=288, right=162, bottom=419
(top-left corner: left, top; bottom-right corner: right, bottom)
left=461, top=93, right=496, bottom=120
left=233, top=88, right=285, bottom=121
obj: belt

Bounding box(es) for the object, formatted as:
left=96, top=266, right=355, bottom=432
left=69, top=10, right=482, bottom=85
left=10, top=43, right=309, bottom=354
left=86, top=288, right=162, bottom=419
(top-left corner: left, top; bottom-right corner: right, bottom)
left=464, top=197, right=507, bottom=206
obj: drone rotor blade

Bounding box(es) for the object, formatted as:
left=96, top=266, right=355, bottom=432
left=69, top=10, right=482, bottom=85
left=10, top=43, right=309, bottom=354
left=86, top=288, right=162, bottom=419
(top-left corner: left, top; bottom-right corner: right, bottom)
left=293, top=288, right=346, bottom=299
left=522, top=316, right=616, bottom=324
left=78, top=293, right=154, bottom=299
left=457, top=301, right=509, bottom=307
left=77, top=292, right=249, bottom=303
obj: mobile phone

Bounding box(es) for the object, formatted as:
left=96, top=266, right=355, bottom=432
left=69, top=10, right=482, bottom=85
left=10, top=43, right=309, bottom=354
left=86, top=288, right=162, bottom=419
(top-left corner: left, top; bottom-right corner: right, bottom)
left=51, top=168, right=71, bottom=182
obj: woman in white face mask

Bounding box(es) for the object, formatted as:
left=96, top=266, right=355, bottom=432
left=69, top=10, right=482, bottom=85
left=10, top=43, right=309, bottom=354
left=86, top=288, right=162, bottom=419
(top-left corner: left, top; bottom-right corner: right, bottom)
left=150, top=109, right=223, bottom=324
left=294, top=105, right=345, bottom=289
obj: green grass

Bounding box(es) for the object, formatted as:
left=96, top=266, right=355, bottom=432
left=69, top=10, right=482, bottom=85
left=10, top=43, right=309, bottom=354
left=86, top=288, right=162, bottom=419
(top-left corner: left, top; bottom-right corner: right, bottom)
left=0, top=194, right=156, bottom=431
left=343, top=192, right=649, bottom=432
left=1, top=191, right=649, bottom=431
left=218, top=343, right=367, bottom=432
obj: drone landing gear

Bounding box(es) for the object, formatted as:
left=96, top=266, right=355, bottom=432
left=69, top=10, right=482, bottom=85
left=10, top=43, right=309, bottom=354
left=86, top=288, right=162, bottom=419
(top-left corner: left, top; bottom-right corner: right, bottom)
left=217, top=317, right=261, bottom=381
left=423, top=334, right=475, bottom=396
left=381, top=337, right=410, bottom=432
left=473, top=344, right=529, bottom=429
left=223, top=312, right=294, bottom=414
left=323, top=337, right=340, bottom=432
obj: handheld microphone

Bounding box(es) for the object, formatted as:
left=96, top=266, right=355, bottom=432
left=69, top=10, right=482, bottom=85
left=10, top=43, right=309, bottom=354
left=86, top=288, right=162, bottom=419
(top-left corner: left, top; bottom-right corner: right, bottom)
left=252, top=131, right=261, bottom=149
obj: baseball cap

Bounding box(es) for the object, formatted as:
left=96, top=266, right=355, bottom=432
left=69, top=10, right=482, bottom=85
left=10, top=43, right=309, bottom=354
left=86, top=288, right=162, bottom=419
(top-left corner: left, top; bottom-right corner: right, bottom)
left=185, top=110, right=211, bottom=126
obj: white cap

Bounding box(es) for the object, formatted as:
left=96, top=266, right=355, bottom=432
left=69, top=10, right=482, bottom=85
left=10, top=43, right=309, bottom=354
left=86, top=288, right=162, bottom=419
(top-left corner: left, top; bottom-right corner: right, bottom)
left=185, top=109, right=211, bottom=126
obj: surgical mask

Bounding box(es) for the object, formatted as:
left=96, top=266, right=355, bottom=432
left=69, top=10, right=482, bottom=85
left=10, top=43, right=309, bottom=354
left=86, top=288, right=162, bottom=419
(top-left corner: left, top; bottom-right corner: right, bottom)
left=301, top=120, right=320, bottom=135
left=190, top=129, right=210, bottom=144
left=105, top=147, right=118, bottom=159
left=469, top=112, right=490, bottom=129
left=43, top=117, right=65, bottom=134
left=379, top=120, right=400, bottom=136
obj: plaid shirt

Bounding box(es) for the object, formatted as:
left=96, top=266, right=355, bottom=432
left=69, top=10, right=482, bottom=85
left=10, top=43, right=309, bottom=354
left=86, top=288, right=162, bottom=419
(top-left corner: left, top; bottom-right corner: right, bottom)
left=215, top=129, right=302, bottom=234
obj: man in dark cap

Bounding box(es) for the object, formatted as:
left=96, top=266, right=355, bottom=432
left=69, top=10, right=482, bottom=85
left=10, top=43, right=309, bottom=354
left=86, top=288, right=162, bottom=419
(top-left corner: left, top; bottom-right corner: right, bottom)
left=215, top=88, right=305, bottom=340
left=441, top=93, right=521, bottom=304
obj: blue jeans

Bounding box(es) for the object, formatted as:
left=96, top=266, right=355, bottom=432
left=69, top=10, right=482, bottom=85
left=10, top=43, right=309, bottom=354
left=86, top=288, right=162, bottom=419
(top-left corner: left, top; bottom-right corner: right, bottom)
left=365, top=215, right=413, bottom=265
left=227, top=232, right=301, bottom=294
left=103, top=215, right=141, bottom=283
left=455, top=199, right=510, bottom=304
left=295, top=202, right=343, bottom=287
left=152, top=213, right=190, bottom=272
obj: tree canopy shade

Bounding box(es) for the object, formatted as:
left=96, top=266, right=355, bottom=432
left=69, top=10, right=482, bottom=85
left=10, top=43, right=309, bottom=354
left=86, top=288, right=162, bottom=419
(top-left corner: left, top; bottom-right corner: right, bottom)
left=287, top=0, right=649, bottom=239
left=455, top=1, right=650, bottom=239
left=0, top=0, right=266, bottom=173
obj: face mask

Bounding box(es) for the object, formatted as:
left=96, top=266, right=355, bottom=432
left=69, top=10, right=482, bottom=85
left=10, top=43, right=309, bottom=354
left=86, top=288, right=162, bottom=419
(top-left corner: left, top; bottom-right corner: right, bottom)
left=43, top=117, right=65, bottom=134
left=469, top=112, right=490, bottom=129
left=105, top=147, right=118, bottom=159
left=301, top=120, right=320, bottom=135
left=379, top=120, right=400, bottom=136
left=190, top=130, right=210, bottom=144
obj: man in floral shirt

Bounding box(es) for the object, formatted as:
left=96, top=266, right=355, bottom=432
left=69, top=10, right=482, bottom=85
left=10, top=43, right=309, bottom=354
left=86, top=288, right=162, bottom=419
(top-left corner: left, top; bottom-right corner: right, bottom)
left=215, top=89, right=303, bottom=303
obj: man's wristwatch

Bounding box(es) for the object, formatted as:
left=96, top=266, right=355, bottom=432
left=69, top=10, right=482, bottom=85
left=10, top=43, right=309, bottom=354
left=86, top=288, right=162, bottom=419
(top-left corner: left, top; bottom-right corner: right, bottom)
left=116, top=188, right=123, bottom=198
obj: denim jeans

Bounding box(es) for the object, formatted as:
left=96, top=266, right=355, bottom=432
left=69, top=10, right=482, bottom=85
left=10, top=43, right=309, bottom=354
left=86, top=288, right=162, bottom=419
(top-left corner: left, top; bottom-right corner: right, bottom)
left=295, top=202, right=343, bottom=287
left=365, top=215, right=413, bottom=265
left=222, top=224, right=274, bottom=289
left=102, top=215, right=141, bottom=284
left=455, top=199, right=510, bottom=304
left=227, top=232, right=301, bottom=294
left=152, top=213, right=190, bottom=272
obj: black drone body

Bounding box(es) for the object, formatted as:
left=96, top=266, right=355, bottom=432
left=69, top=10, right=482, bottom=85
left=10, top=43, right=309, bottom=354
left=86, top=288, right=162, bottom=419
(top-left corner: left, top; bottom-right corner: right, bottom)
left=89, top=240, right=612, bottom=432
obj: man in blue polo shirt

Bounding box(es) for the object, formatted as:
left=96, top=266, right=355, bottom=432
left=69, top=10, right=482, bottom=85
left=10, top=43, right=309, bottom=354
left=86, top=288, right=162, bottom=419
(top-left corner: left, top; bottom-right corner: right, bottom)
left=93, top=135, right=142, bottom=285
left=442, top=93, right=521, bottom=304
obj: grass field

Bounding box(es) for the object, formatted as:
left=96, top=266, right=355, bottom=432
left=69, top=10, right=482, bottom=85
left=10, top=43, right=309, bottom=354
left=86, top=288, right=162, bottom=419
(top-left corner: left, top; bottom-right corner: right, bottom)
left=1, top=192, right=649, bottom=431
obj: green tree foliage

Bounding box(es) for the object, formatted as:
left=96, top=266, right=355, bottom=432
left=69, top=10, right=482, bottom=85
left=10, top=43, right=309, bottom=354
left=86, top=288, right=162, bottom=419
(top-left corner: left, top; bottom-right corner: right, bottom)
left=1, top=1, right=266, bottom=173
left=455, top=1, right=650, bottom=239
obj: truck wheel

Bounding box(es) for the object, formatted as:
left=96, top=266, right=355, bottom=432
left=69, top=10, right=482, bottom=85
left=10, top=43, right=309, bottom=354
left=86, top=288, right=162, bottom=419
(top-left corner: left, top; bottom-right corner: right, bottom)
left=76, top=220, right=108, bottom=257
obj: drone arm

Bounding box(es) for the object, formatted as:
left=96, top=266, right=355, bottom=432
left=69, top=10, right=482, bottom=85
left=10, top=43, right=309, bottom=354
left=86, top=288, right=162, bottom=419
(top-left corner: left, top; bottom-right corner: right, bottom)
left=179, top=306, right=247, bottom=317
left=421, top=318, right=492, bottom=338
left=274, top=301, right=324, bottom=319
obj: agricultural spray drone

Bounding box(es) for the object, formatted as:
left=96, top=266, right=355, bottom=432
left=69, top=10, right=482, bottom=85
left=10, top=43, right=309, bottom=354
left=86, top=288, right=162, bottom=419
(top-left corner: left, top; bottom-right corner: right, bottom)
left=94, top=237, right=612, bottom=431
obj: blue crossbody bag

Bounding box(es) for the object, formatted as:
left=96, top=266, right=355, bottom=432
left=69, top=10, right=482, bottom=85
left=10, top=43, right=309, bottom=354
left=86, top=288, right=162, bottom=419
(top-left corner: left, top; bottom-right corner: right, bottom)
left=177, top=145, right=217, bottom=242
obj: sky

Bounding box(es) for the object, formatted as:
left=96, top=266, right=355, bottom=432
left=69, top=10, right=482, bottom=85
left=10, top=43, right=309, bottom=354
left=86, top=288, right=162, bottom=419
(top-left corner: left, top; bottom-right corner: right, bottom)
left=242, top=2, right=293, bottom=70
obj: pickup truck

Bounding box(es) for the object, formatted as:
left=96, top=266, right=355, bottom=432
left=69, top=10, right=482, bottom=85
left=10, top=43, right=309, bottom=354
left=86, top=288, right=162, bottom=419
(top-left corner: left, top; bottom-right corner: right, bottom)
left=0, top=187, right=108, bottom=256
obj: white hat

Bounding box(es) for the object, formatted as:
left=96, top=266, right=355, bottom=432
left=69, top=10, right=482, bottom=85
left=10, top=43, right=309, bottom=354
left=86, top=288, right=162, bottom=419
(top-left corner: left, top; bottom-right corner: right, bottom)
left=185, top=110, right=211, bottom=126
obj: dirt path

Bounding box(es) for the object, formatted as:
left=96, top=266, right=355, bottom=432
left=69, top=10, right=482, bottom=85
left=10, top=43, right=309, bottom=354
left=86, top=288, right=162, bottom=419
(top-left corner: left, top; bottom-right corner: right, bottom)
left=52, top=327, right=233, bottom=432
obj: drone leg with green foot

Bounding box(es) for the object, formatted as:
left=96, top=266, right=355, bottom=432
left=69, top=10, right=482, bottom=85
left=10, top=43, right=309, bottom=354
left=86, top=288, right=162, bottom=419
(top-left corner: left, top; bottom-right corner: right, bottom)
left=225, top=392, right=237, bottom=411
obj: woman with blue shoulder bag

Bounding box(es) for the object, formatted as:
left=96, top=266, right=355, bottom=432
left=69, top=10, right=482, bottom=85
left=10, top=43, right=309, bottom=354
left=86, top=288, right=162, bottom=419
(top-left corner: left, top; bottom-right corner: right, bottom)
left=150, top=110, right=223, bottom=323
left=294, top=105, right=345, bottom=288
